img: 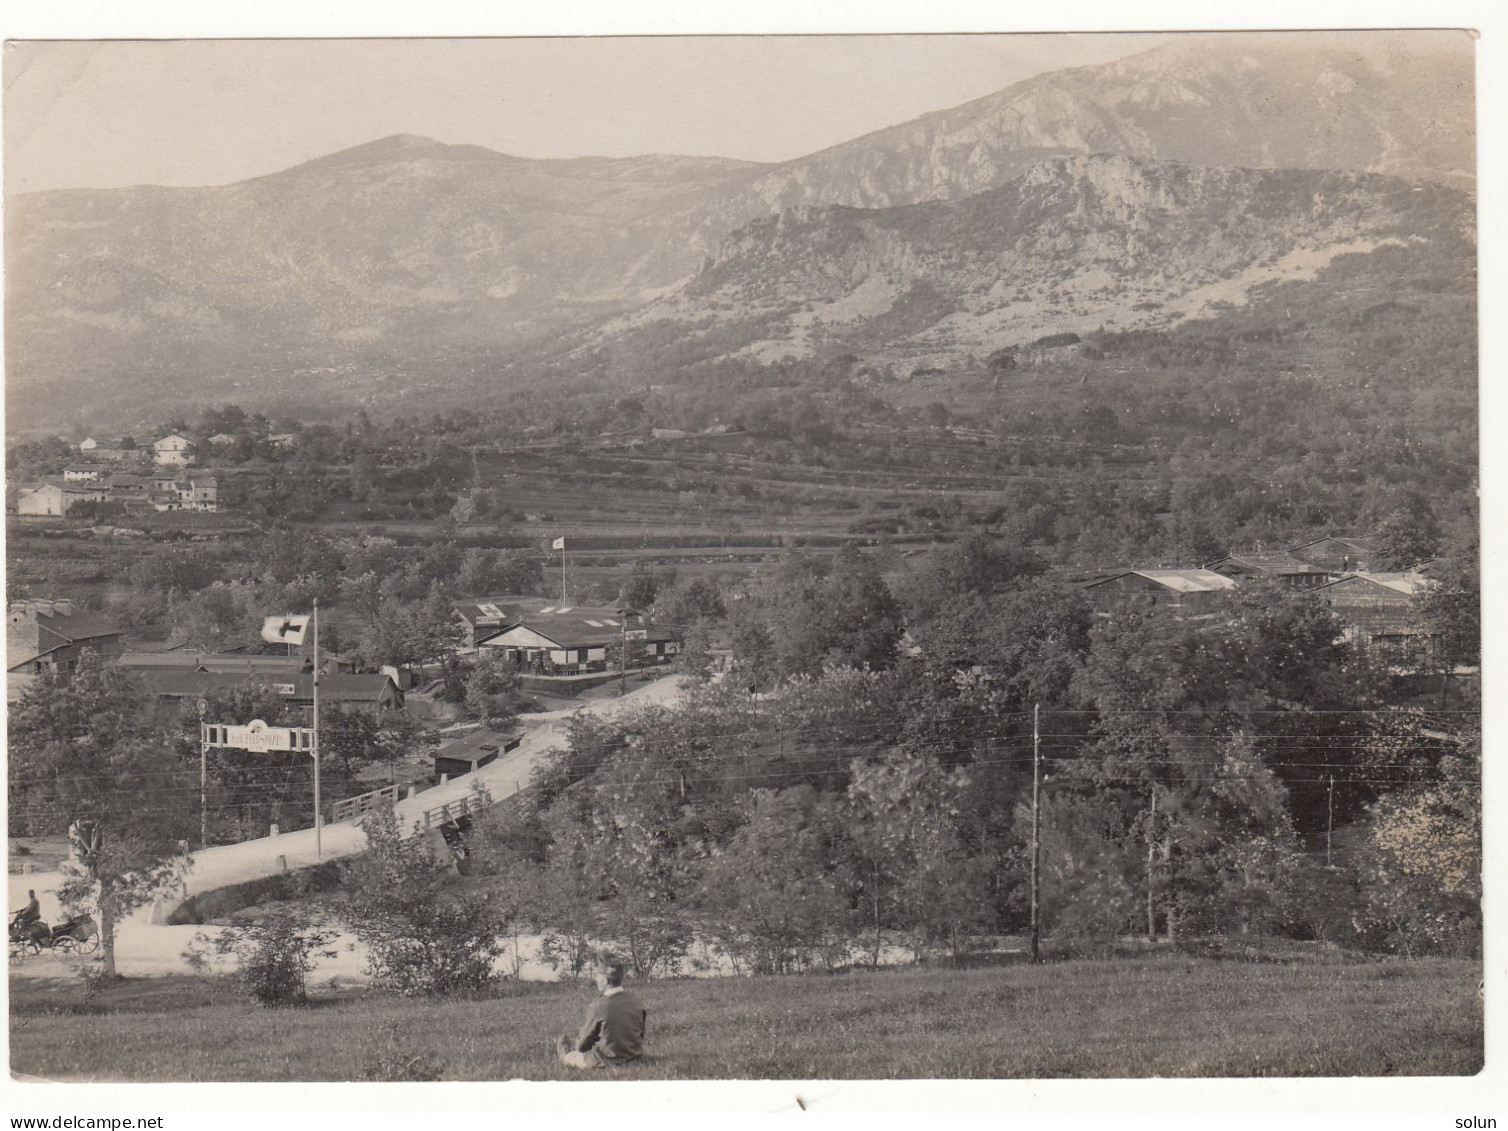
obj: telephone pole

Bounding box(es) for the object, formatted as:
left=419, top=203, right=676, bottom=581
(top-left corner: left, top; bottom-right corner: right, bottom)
left=1029, top=702, right=1042, bottom=965
left=1325, top=774, right=1335, bottom=868
left=312, top=600, right=322, bottom=859
left=1147, top=786, right=1158, bottom=942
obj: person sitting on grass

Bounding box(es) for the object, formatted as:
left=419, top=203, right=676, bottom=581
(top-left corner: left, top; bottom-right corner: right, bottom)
left=556, top=952, right=648, bottom=1070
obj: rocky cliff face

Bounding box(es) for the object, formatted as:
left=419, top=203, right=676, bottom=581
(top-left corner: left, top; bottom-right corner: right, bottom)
left=599, top=156, right=1473, bottom=368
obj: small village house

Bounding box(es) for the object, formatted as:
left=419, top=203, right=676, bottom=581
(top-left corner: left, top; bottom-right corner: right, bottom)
left=432, top=728, right=522, bottom=781
left=1205, top=551, right=1336, bottom=589
left=63, top=464, right=112, bottom=483
left=132, top=666, right=403, bottom=713
left=78, top=437, right=141, bottom=463
left=6, top=599, right=124, bottom=702
left=153, top=433, right=198, bottom=467
left=16, top=484, right=68, bottom=517
left=452, top=599, right=527, bottom=650
left=465, top=600, right=681, bottom=675
left=1288, top=535, right=1380, bottom=574
left=1312, top=571, right=1436, bottom=658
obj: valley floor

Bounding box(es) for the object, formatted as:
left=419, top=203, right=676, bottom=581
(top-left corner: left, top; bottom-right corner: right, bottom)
left=8, top=956, right=1481, bottom=1082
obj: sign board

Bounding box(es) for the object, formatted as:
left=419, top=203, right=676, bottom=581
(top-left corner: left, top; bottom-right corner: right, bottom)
left=204, top=719, right=315, bottom=753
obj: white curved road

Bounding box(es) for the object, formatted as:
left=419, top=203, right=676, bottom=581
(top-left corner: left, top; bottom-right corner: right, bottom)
left=9, top=674, right=688, bottom=979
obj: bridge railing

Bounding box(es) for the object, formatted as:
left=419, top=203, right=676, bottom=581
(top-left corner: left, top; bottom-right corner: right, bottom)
left=329, top=783, right=402, bottom=824
left=420, top=789, right=493, bottom=831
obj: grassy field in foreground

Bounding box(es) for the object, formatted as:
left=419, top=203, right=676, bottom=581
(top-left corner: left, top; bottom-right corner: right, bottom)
left=9, top=957, right=1482, bottom=1082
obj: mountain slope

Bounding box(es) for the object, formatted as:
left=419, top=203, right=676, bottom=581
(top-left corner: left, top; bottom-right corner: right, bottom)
left=721, top=31, right=1474, bottom=215
left=584, top=156, right=1474, bottom=373
left=3, top=33, right=1475, bottom=428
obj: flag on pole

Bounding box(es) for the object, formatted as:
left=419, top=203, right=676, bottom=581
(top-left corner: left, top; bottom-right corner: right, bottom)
left=260, top=614, right=311, bottom=645
left=552, top=537, right=566, bottom=550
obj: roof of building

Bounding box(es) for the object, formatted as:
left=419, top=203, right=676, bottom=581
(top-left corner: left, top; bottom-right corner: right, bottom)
left=299, top=673, right=399, bottom=702
left=120, top=651, right=306, bottom=676
left=1290, top=535, right=1378, bottom=554
left=453, top=599, right=531, bottom=628
left=154, top=433, right=198, bottom=447
left=1083, top=568, right=1238, bottom=594
left=1315, top=571, right=1431, bottom=598
left=433, top=728, right=518, bottom=765
left=133, top=668, right=397, bottom=703
left=7, top=602, right=122, bottom=670
left=64, top=464, right=113, bottom=474
left=1207, top=552, right=1332, bottom=575
left=485, top=613, right=673, bottom=650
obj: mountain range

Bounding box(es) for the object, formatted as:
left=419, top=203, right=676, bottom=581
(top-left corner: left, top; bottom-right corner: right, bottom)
left=4, top=33, right=1475, bottom=429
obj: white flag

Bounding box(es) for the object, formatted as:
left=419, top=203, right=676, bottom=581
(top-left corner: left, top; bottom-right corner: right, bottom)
left=261, top=615, right=310, bottom=645
left=552, top=537, right=566, bottom=550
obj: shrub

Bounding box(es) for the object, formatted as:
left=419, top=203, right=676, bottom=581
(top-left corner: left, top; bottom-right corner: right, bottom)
left=338, top=804, right=509, bottom=995
left=187, top=908, right=338, bottom=1007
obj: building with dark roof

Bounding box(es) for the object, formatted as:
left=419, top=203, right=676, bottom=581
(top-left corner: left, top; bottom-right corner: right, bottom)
left=432, top=728, right=521, bottom=779
left=1288, top=535, right=1380, bottom=573
left=132, top=667, right=402, bottom=713
left=6, top=600, right=124, bottom=701
left=1205, top=552, right=1336, bottom=588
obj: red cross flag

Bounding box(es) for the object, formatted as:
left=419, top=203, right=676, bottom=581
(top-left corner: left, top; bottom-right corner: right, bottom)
left=260, top=614, right=311, bottom=645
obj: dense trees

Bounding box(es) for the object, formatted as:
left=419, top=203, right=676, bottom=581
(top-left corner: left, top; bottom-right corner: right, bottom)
left=471, top=527, right=1478, bottom=972
left=8, top=655, right=195, bottom=977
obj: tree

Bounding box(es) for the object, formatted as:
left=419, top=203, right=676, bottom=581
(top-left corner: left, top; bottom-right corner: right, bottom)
left=695, top=786, right=858, bottom=973
left=338, top=803, right=508, bottom=995
left=673, top=618, right=716, bottom=683
left=771, top=544, right=903, bottom=677
left=464, top=653, right=523, bottom=725
left=844, top=749, right=989, bottom=964
left=321, top=706, right=438, bottom=779
left=8, top=655, right=194, bottom=978
left=619, top=559, right=660, bottom=611
left=1359, top=726, right=1480, bottom=956
left=166, top=580, right=263, bottom=651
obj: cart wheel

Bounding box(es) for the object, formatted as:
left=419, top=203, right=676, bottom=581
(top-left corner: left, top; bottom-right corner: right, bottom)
left=77, top=935, right=100, bottom=955
left=9, top=944, right=26, bottom=966
left=53, top=936, right=77, bottom=955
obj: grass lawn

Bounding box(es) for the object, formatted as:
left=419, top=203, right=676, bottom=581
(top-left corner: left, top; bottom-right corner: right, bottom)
left=9, top=956, right=1481, bottom=1082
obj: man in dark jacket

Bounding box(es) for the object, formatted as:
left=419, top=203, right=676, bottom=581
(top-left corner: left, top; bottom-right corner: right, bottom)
left=556, top=952, right=648, bottom=1069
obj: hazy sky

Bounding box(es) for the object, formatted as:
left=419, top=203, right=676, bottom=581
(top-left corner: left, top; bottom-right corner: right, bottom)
left=3, top=34, right=1177, bottom=194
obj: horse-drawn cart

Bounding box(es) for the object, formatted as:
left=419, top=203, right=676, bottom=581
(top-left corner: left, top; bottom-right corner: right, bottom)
left=8, top=915, right=100, bottom=963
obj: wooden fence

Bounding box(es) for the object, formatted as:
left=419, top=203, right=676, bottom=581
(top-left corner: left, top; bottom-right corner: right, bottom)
left=329, top=783, right=402, bottom=824
left=419, top=789, right=494, bottom=831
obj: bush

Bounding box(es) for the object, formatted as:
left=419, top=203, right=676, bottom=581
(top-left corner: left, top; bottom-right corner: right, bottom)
left=338, top=804, right=510, bottom=996
left=187, top=907, right=338, bottom=1007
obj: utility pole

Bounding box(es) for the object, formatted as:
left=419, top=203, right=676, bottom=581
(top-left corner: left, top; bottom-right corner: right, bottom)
left=619, top=614, right=628, bottom=697
left=1029, top=702, right=1042, bottom=965
left=198, top=700, right=209, bottom=850
left=312, top=600, right=322, bottom=859
left=1325, top=774, right=1335, bottom=868
left=1147, top=786, right=1158, bottom=942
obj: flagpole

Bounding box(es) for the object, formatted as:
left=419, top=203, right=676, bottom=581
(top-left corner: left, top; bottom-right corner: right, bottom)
left=560, top=541, right=567, bottom=604
left=312, top=600, right=321, bottom=859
